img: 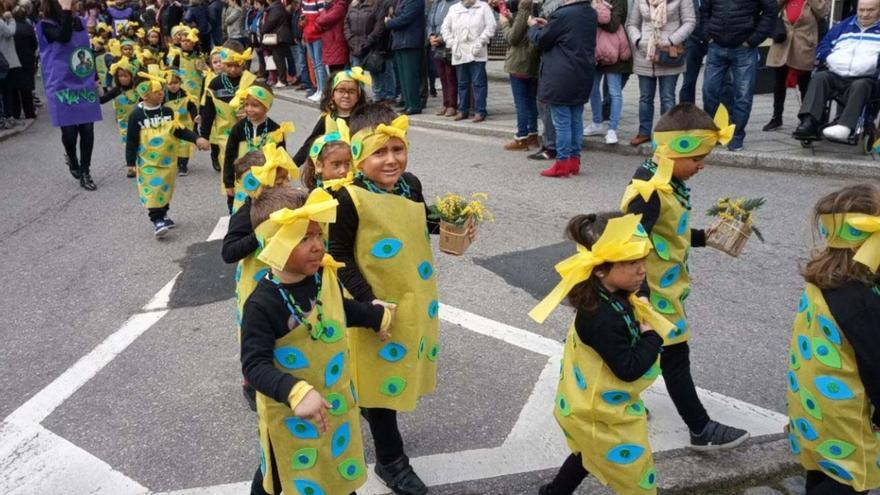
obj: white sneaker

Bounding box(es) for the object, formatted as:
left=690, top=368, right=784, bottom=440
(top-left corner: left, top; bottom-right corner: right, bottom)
left=605, top=129, right=619, bottom=144
left=822, top=124, right=851, bottom=141
left=308, top=91, right=323, bottom=102
left=583, top=122, right=605, bottom=137
left=273, top=81, right=286, bottom=89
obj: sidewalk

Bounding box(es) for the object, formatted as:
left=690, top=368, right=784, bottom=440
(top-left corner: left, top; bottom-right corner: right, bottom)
left=0, top=118, right=36, bottom=143
left=276, top=60, right=880, bottom=178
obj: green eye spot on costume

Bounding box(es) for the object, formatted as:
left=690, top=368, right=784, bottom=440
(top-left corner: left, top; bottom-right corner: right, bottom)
left=338, top=458, right=365, bottom=481
left=813, top=337, right=841, bottom=369
left=427, top=343, right=439, bottom=362
left=326, top=392, right=349, bottom=416
left=638, top=466, right=658, bottom=489
left=291, top=447, right=317, bottom=470
left=839, top=224, right=870, bottom=242
left=625, top=402, right=646, bottom=416
left=418, top=337, right=425, bottom=359
left=817, top=439, right=857, bottom=460
left=572, top=364, right=587, bottom=390
left=670, top=134, right=701, bottom=154
left=650, top=293, right=675, bottom=314
left=380, top=376, right=407, bottom=396
left=557, top=393, right=572, bottom=416
left=641, top=363, right=662, bottom=380
left=351, top=141, right=362, bottom=158
left=651, top=234, right=671, bottom=261
left=799, top=387, right=823, bottom=420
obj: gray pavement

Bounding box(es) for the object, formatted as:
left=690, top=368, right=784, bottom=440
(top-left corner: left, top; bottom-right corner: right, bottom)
left=0, top=95, right=874, bottom=494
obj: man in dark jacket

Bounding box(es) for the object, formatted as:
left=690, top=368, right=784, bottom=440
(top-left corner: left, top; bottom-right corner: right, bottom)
left=184, top=0, right=213, bottom=48
left=158, top=0, right=184, bottom=39
left=699, top=0, right=777, bottom=151
left=528, top=0, right=595, bottom=178
left=207, top=0, right=225, bottom=47
left=385, top=0, right=425, bottom=114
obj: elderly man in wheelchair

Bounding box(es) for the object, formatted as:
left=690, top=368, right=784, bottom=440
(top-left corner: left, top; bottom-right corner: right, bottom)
left=793, top=0, right=880, bottom=144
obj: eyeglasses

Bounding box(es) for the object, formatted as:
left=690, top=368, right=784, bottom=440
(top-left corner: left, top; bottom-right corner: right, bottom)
left=334, top=87, right=359, bottom=97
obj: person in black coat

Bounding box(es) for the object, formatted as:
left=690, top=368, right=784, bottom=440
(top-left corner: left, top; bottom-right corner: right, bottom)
left=528, top=0, right=595, bottom=178
left=158, top=0, right=184, bottom=40
left=207, top=0, right=224, bottom=46
left=9, top=7, right=36, bottom=119
left=260, top=0, right=292, bottom=85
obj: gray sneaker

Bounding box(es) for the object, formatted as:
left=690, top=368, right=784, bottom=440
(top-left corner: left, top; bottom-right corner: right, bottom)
left=690, top=420, right=750, bottom=451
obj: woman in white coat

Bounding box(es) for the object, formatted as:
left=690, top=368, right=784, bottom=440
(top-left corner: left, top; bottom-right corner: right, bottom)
left=441, top=0, right=496, bottom=122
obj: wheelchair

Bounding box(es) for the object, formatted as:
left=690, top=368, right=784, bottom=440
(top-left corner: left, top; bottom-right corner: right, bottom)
left=796, top=54, right=880, bottom=156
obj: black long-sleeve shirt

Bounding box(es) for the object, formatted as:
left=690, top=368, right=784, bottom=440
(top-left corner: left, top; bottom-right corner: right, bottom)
left=575, top=291, right=664, bottom=382
left=165, top=89, right=199, bottom=121
left=222, top=199, right=259, bottom=264
left=199, top=73, right=242, bottom=139
left=222, top=118, right=286, bottom=188
left=40, top=11, right=82, bottom=44
left=241, top=273, right=384, bottom=404
left=328, top=172, right=440, bottom=302
left=99, top=84, right=129, bottom=104
left=823, top=282, right=880, bottom=426
left=125, top=104, right=200, bottom=167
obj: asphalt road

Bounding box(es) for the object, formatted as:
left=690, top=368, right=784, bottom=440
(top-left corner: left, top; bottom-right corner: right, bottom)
left=0, top=95, right=854, bottom=493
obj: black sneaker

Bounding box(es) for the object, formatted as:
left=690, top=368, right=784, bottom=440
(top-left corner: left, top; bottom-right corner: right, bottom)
left=153, top=220, right=169, bottom=238
left=538, top=484, right=553, bottom=495
left=211, top=157, right=221, bottom=172
left=528, top=148, right=557, bottom=161
left=689, top=420, right=750, bottom=451
left=79, top=173, right=97, bottom=191
left=762, top=117, right=782, bottom=132
left=178, top=164, right=188, bottom=176
left=66, top=155, right=82, bottom=179
left=793, top=116, right=820, bottom=140
left=375, top=456, right=427, bottom=495
left=126, top=166, right=136, bottom=178
left=163, top=217, right=177, bottom=229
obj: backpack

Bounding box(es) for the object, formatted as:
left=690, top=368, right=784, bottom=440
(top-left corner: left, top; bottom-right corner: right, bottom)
left=592, top=0, right=631, bottom=66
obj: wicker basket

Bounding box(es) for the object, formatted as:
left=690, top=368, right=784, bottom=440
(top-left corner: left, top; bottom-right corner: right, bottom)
left=707, top=218, right=753, bottom=257
left=439, top=218, right=473, bottom=256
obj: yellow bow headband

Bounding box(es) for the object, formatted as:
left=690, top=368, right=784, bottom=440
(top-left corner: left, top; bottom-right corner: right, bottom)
left=255, top=188, right=339, bottom=271
left=619, top=156, right=675, bottom=211
left=91, top=37, right=105, bottom=49
left=171, top=24, right=187, bottom=37
left=220, top=47, right=254, bottom=64
left=109, top=55, right=137, bottom=76
left=333, top=66, right=372, bottom=89
left=148, top=27, right=160, bottom=35
left=528, top=214, right=652, bottom=324
left=210, top=46, right=224, bottom=57
left=350, top=115, right=410, bottom=169
left=310, top=118, right=351, bottom=162
left=96, top=22, right=111, bottom=33
left=653, top=105, right=736, bottom=159
left=819, top=213, right=880, bottom=271
left=230, top=84, right=274, bottom=110
left=185, top=28, right=200, bottom=43
left=136, top=28, right=146, bottom=39
left=241, top=142, right=300, bottom=199
left=136, top=65, right=167, bottom=96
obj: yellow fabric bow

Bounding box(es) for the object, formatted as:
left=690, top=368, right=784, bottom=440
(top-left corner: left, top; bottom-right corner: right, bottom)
left=185, top=28, right=200, bottom=43
left=96, top=22, right=111, bottom=34
left=529, top=214, right=652, bottom=323
left=323, top=171, right=355, bottom=192
left=251, top=142, right=300, bottom=188
left=310, top=118, right=351, bottom=162
left=620, top=155, right=675, bottom=211
left=171, top=24, right=187, bottom=38
left=136, top=64, right=167, bottom=95
left=256, top=188, right=339, bottom=271
left=350, top=115, right=410, bottom=169
left=629, top=295, right=676, bottom=343
left=91, top=37, right=104, bottom=50
left=819, top=213, right=880, bottom=271
left=653, top=105, right=736, bottom=159
left=110, top=56, right=137, bottom=76
left=107, top=38, right=121, bottom=57
left=222, top=47, right=254, bottom=64
left=136, top=28, right=146, bottom=39
left=333, top=66, right=373, bottom=88
left=230, top=84, right=274, bottom=110
left=268, top=120, right=295, bottom=144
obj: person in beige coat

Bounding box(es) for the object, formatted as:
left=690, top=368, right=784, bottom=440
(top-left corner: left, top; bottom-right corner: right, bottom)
left=625, top=0, right=696, bottom=145
left=763, top=0, right=829, bottom=130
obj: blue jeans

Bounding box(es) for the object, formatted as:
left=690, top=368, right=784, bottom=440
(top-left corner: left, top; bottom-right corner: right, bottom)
left=550, top=104, right=584, bottom=160
left=679, top=38, right=708, bottom=104
left=591, top=72, right=623, bottom=130
left=306, top=39, right=328, bottom=93
left=292, top=43, right=312, bottom=90
left=456, top=62, right=488, bottom=116
left=370, top=57, right=397, bottom=101
left=510, top=76, right=538, bottom=138
left=638, top=75, right=678, bottom=136
left=702, top=43, right=759, bottom=147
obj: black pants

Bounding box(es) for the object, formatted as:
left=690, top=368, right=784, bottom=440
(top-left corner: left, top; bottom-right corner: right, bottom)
left=211, top=143, right=221, bottom=167
left=661, top=342, right=710, bottom=433
left=60, top=123, right=95, bottom=174
left=148, top=205, right=169, bottom=222
left=773, top=66, right=810, bottom=121
left=806, top=470, right=867, bottom=494
left=545, top=453, right=589, bottom=495
left=361, top=407, right=405, bottom=465
left=271, top=43, right=290, bottom=82
left=799, top=71, right=874, bottom=130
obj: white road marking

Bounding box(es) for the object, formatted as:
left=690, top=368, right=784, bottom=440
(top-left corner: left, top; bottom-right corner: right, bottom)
left=207, top=216, right=230, bottom=242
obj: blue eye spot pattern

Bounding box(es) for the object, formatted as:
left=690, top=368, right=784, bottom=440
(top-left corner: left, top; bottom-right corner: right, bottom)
left=418, top=261, right=433, bottom=280
left=378, top=342, right=407, bottom=362
left=325, top=352, right=344, bottom=388
left=293, top=479, right=326, bottom=495
left=797, top=292, right=808, bottom=313
left=817, top=315, right=842, bottom=345
left=659, top=265, right=682, bottom=288
left=602, top=390, right=631, bottom=405
left=651, top=293, right=676, bottom=315
left=275, top=347, right=309, bottom=370
left=371, top=238, right=403, bottom=259
left=284, top=417, right=319, bottom=439
left=243, top=171, right=261, bottom=191
left=606, top=444, right=645, bottom=465
left=427, top=299, right=439, bottom=319
left=677, top=211, right=689, bottom=236
left=787, top=370, right=799, bottom=392
left=794, top=417, right=819, bottom=441
left=817, top=460, right=854, bottom=481
left=330, top=422, right=351, bottom=458
left=788, top=433, right=801, bottom=454
left=814, top=376, right=854, bottom=400
left=572, top=364, right=587, bottom=390
left=798, top=335, right=812, bottom=361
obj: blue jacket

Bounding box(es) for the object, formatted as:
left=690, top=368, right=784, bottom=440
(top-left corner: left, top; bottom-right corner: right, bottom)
left=385, top=0, right=425, bottom=50
left=529, top=1, right=595, bottom=106
left=817, top=15, right=880, bottom=77
left=208, top=0, right=225, bottom=45
left=427, top=0, right=455, bottom=38
left=184, top=4, right=212, bottom=35
left=699, top=0, right=777, bottom=48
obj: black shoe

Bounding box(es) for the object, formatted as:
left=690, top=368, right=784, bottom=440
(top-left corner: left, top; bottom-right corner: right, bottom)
left=66, top=155, right=82, bottom=179
left=79, top=173, right=97, bottom=191
left=211, top=157, right=221, bottom=172
left=163, top=217, right=177, bottom=229
left=538, top=484, right=553, bottom=495
left=394, top=100, right=406, bottom=109
left=762, top=117, right=782, bottom=131
left=242, top=382, right=256, bottom=412
left=375, top=456, right=428, bottom=495
left=689, top=420, right=750, bottom=451
left=793, top=116, right=820, bottom=140
left=429, top=88, right=437, bottom=97
left=528, top=148, right=557, bottom=161
left=404, top=108, right=422, bottom=116
left=178, top=163, right=189, bottom=176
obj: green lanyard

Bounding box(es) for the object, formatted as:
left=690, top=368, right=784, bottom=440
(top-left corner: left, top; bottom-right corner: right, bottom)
left=598, top=289, right=641, bottom=346
left=266, top=272, right=326, bottom=340
left=245, top=121, right=270, bottom=151
left=356, top=172, right=412, bottom=199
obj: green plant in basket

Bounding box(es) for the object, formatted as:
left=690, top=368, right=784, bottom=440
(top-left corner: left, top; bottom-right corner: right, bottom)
left=428, top=192, right=494, bottom=227
left=707, top=197, right=766, bottom=242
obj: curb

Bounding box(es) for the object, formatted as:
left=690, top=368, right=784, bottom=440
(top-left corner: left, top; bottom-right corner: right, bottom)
left=0, top=118, right=36, bottom=143
left=276, top=92, right=880, bottom=179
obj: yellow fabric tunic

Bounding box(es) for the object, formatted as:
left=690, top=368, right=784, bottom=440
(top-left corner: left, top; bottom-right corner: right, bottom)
left=345, top=185, right=439, bottom=411
left=787, top=284, right=880, bottom=491
left=178, top=51, right=205, bottom=99
left=555, top=320, right=661, bottom=495
left=95, top=53, right=109, bottom=89
left=256, top=262, right=367, bottom=495
left=134, top=112, right=181, bottom=208
left=164, top=94, right=195, bottom=160
left=113, top=88, right=138, bottom=143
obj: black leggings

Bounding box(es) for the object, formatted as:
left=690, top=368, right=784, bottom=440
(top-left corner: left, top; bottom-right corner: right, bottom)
left=361, top=407, right=405, bottom=465
left=661, top=342, right=711, bottom=433
left=806, top=470, right=867, bottom=495
left=60, top=123, right=95, bottom=174
left=545, top=453, right=589, bottom=495
left=773, top=66, right=811, bottom=121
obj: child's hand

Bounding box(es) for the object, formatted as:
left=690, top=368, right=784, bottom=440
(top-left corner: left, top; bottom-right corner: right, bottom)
left=639, top=321, right=654, bottom=334
left=196, top=137, right=211, bottom=151
left=378, top=328, right=392, bottom=342
left=373, top=300, right=396, bottom=341
left=293, top=389, right=331, bottom=433
left=226, top=187, right=235, bottom=197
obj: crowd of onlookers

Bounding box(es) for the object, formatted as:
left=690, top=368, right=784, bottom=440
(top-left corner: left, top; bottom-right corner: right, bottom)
left=0, top=0, right=39, bottom=129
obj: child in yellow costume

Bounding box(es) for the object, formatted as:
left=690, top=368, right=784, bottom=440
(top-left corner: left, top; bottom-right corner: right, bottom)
left=165, top=24, right=186, bottom=67
left=224, top=81, right=293, bottom=213
left=124, top=66, right=210, bottom=237
left=203, top=46, right=226, bottom=172
left=170, top=27, right=205, bottom=98
left=241, top=187, right=393, bottom=495
left=164, top=71, right=198, bottom=176
left=301, top=117, right=354, bottom=192
left=787, top=184, right=880, bottom=495
left=619, top=103, right=750, bottom=451
left=100, top=56, right=139, bottom=177
left=530, top=212, right=674, bottom=495
left=91, top=37, right=109, bottom=90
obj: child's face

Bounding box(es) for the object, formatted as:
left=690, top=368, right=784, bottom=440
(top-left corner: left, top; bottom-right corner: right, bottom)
left=117, top=70, right=133, bottom=87
left=671, top=155, right=707, bottom=181
left=173, top=32, right=183, bottom=45
left=181, top=39, right=194, bottom=51
left=142, top=89, right=164, bottom=106
left=359, top=137, right=407, bottom=189
left=148, top=31, right=160, bottom=44
left=224, top=62, right=244, bottom=78
left=168, top=78, right=182, bottom=93
left=332, top=81, right=359, bottom=113
left=600, top=258, right=647, bottom=294
left=244, top=96, right=268, bottom=122
left=316, top=146, right=351, bottom=181
left=121, top=45, right=134, bottom=57
left=211, top=54, right=224, bottom=71
left=284, top=221, right=325, bottom=276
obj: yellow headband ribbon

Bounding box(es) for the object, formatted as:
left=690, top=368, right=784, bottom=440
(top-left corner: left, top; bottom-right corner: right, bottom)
left=350, top=115, right=410, bottom=169
left=230, top=84, right=274, bottom=110
left=529, top=214, right=652, bottom=323
left=96, top=22, right=111, bottom=33
left=310, top=118, right=351, bottom=162
left=136, top=28, right=146, bottom=39
left=619, top=156, right=675, bottom=211
left=221, top=47, right=254, bottom=65
left=333, top=66, right=373, bottom=89
left=256, top=188, right=339, bottom=271
left=185, top=28, right=200, bottom=43
left=136, top=64, right=167, bottom=96
left=819, top=213, right=880, bottom=271
left=653, top=105, right=736, bottom=159
left=109, top=55, right=137, bottom=76
left=171, top=24, right=187, bottom=37
left=240, top=142, right=301, bottom=199
left=323, top=171, right=355, bottom=192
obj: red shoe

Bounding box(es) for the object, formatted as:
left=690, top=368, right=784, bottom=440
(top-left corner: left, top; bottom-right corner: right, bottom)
left=540, top=159, right=571, bottom=178
left=568, top=156, right=581, bottom=175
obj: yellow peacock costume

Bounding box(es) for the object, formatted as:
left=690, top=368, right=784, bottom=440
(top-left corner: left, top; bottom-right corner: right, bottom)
left=109, top=56, right=139, bottom=143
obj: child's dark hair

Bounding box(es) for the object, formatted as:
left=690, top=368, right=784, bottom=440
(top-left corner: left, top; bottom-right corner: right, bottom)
left=234, top=151, right=266, bottom=180
left=222, top=39, right=245, bottom=54
left=320, top=70, right=368, bottom=115
left=566, top=211, right=625, bottom=313
left=300, top=141, right=350, bottom=190
left=802, top=184, right=880, bottom=289
left=349, top=103, right=399, bottom=134
left=250, top=186, right=309, bottom=227
left=113, top=67, right=137, bottom=88
left=654, top=103, right=718, bottom=133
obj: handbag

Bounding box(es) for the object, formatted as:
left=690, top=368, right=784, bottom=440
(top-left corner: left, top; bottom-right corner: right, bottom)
left=657, top=46, right=686, bottom=67
left=262, top=33, right=278, bottom=45
left=592, top=0, right=631, bottom=66
left=772, top=13, right=788, bottom=43
left=362, top=49, right=386, bottom=73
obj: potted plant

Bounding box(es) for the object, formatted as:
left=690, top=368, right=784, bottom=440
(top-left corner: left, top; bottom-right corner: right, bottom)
left=428, top=193, right=493, bottom=255
left=706, top=197, right=766, bottom=257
